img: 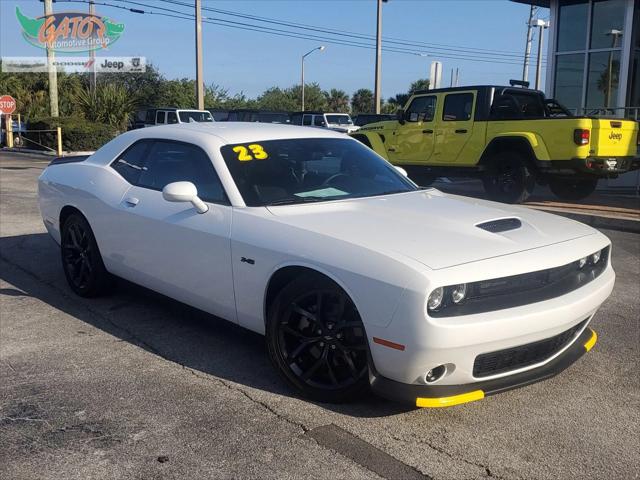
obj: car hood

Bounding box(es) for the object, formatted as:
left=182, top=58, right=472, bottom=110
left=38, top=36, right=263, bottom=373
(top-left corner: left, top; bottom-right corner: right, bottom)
left=266, top=189, right=596, bottom=270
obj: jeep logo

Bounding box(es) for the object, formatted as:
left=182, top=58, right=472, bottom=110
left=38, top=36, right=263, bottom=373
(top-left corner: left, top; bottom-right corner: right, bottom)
left=609, top=132, right=623, bottom=141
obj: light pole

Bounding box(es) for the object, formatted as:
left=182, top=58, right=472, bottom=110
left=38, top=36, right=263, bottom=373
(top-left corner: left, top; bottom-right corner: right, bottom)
left=301, top=46, right=325, bottom=111
left=89, top=0, right=97, bottom=92
left=43, top=0, right=59, bottom=117
left=532, top=18, right=548, bottom=91
left=374, top=0, right=388, bottom=114
left=195, top=0, right=204, bottom=110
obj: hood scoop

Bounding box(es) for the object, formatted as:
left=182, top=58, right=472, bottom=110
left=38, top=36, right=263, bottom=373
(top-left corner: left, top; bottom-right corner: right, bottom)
left=476, top=218, right=522, bottom=233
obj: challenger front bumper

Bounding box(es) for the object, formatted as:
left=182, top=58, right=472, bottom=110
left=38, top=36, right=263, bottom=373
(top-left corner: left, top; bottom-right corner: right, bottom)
left=369, top=327, right=597, bottom=408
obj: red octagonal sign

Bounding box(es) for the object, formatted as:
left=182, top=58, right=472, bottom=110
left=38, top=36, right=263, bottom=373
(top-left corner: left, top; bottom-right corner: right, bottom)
left=0, top=95, right=17, bottom=115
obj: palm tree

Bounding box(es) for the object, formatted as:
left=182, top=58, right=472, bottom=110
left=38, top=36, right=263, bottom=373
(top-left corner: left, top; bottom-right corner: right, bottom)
left=325, top=89, right=350, bottom=112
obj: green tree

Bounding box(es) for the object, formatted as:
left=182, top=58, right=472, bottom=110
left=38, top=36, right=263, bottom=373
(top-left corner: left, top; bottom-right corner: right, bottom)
left=74, top=83, right=138, bottom=130
left=325, top=89, right=350, bottom=112
left=409, top=78, right=430, bottom=94
left=351, top=88, right=374, bottom=113
left=257, top=87, right=298, bottom=111
left=290, top=83, right=328, bottom=111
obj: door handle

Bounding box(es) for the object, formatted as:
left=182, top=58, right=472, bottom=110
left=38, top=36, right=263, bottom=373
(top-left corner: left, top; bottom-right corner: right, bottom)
left=422, top=129, right=434, bottom=134
left=455, top=129, right=468, bottom=134
left=124, top=196, right=139, bottom=207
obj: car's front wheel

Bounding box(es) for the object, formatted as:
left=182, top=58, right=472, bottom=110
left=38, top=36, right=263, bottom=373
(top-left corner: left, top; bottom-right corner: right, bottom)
left=266, top=274, right=369, bottom=403
left=61, top=213, right=112, bottom=297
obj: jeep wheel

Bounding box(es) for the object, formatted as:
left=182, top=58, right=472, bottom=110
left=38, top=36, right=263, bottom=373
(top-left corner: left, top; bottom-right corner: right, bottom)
left=548, top=177, right=598, bottom=201
left=482, top=151, right=535, bottom=204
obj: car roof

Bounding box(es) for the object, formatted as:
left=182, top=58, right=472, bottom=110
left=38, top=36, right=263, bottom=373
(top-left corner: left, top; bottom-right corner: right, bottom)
left=143, top=122, right=347, bottom=144
left=412, top=85, right=543, bottom=95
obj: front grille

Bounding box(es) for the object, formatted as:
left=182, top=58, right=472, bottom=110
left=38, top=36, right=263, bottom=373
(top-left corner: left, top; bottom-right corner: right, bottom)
left=473, top=320, right=588, bottom=378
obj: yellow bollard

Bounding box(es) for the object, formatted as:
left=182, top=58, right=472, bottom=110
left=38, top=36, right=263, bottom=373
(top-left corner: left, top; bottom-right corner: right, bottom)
left=6, top=114, right=13, bottom=148
left=56, top=126, right=62, bottom=156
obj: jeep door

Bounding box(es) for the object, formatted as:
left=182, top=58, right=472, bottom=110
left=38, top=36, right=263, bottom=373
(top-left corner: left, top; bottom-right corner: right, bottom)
left=432, top=91, right=476, bottom=164
left=388, top=94, right=437, bottom=164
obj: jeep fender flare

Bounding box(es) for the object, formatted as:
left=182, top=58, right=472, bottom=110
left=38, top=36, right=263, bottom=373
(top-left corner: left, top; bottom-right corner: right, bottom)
left=480, top=133, right=550, bottom=172
left=351, top=132, right=390, bottom=161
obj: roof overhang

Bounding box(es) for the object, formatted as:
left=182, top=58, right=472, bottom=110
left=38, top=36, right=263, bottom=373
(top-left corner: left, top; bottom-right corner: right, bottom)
left=510, top=0, right=551, bottom=7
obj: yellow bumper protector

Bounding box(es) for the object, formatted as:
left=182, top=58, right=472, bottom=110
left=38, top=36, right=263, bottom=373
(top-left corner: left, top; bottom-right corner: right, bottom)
left=416, top=390, right=484, bottom=408
left=584, top=328, right=597, bottom=352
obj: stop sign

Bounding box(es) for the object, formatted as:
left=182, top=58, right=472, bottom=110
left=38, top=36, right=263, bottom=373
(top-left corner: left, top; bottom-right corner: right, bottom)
left=0, top=95, right=17, bottom=115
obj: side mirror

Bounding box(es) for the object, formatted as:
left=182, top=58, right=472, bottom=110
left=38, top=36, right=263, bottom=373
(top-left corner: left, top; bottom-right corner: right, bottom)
left=395, top=166, right=408, bottom=177
left=162, top=181, right=208, bottom=214
left=396, top=109, right=406, bottom=125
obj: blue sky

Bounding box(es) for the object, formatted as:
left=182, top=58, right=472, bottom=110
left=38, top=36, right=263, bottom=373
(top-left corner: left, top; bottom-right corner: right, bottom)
left=1, top=0, right=548, bottom=99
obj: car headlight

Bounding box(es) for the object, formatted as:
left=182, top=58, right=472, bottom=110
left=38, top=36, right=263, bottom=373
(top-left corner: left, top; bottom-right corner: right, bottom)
left=427, top=287, right=444, bottom=312
left=451, top=284, right=467, bottom=304
left=591, top=250, right=601, bottom=264
left=578, top=257, right=588, bottom=268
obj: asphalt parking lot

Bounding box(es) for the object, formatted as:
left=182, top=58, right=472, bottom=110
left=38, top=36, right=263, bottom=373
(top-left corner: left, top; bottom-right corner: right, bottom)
left=1, top=152, right=638, bottom=480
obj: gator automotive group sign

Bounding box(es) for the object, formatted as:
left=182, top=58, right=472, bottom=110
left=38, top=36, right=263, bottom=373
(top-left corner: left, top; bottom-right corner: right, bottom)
left=16, top=7, right=124, bottom=53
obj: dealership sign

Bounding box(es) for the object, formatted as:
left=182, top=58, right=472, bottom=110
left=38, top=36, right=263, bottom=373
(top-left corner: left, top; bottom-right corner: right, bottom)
left=1, top=56, right=146, bottom=73
left=15, top=7, right=124, bottom=53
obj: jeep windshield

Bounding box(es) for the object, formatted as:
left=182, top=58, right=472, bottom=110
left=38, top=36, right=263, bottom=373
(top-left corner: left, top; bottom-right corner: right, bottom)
left=325, top=115, right=353, bottom=125
left=178, top=110, right=214, bottom=123
left=220, top=138, right=416, bottom=206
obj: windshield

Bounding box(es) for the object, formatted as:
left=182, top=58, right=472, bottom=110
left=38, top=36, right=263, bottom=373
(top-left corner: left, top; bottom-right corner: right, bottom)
left=220, top=138, right=417, bottom=206
left=178, top=111, right=214, bottom=123
left=325, top=115, right=353, bottom=125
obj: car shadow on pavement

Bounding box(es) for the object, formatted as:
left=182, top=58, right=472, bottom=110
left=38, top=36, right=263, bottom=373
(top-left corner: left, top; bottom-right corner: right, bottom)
left=0, top=233, right=412, bottom=419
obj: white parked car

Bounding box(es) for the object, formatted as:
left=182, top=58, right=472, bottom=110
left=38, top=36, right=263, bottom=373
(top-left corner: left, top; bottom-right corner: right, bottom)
left=38, top=123, right=613, bottom=407
left=291, top=112, right=360, bottom=134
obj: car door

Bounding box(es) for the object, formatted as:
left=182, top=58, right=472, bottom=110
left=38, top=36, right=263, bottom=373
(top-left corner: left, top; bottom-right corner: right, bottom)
left=388, top=95, right=437, bottom=164
left=108, top=139, right=236, bottom=321
left=432, top=91, right=475, bottom=164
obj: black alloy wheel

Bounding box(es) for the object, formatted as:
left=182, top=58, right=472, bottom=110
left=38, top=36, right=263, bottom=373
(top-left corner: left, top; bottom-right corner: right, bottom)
left=482, top=151, right=535, bottom=204
left=267, top=274, right=369, bottom=403
left=61, top=213, right=112, bottom=297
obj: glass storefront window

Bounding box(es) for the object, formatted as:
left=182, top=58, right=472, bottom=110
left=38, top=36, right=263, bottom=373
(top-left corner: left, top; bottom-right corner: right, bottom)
left=586, top=50, right=621, bottom=109
left=557, top=1, right=589, bottom=52
left=630, top=51, right=640, bottom=108
left=590, top=0, right=626, bottom=49
left=555, top=54, right=586, bottom=110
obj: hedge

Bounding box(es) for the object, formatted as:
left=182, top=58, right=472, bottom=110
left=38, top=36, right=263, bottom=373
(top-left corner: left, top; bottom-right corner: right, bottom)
left=25, top=117, right=119, bottom=152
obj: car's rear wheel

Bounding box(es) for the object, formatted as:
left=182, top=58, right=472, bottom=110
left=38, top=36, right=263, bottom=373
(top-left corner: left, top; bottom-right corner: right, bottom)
left=548, top=177, right=598, bottom=201
left=482, top=151, right=535, bottom=204
left=266, top=274, right=369, bottom=403
left=61, top=213, right=112, bottom=297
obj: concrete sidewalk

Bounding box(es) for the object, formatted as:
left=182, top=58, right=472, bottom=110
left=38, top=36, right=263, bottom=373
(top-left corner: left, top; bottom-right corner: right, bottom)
left=433, top=178, right=640, bottom=233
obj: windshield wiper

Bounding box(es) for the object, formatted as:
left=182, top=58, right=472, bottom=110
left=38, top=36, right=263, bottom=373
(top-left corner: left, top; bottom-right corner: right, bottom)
left=265, top=196, right=329, bottom=206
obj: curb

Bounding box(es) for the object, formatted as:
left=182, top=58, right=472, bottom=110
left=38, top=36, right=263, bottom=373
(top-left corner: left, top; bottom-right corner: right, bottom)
left=531, top=207, right=640, bottom=234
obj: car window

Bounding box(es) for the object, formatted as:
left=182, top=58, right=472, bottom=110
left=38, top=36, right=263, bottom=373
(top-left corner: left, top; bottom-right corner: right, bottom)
left=490, top=91, right=546, bottom=119
left=167, top=112, right=178, bottom=124
left=156, top=111, right=166, bottom=124
left=178, top=111, right=214, bottom=123
left=220, top=138, right=416, bottom=206
left=111, top=140, right=153, bottom=185
left=303, top=115, right=312, bottom=126
left=443, top=93, right=474, bottom=121
left=406, top=96, right=436, bottom=122
left=313, top=116, right=325, bottom=126
left=136, top=141, right=228, bottom=204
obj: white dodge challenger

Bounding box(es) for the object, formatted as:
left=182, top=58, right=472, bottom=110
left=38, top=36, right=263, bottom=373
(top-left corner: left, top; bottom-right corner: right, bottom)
left=38, top=123, right=613, bottom=408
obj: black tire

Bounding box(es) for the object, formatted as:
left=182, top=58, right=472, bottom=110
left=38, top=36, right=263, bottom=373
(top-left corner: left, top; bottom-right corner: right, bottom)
left=548, top=177, right=598, bottom=201
left=266, top=273, right=369, bottom=403
left=60, top=213, right=112, bottom=297
left=482, top=151, right=536, bottom=204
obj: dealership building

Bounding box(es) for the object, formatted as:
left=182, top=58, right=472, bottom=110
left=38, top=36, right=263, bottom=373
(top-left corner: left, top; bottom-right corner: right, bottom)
left=515, top=0, right=639, bottom=118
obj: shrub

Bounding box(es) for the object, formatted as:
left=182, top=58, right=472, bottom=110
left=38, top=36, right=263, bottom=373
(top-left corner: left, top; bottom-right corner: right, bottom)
left=25, top=116, right=118, bottom=152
